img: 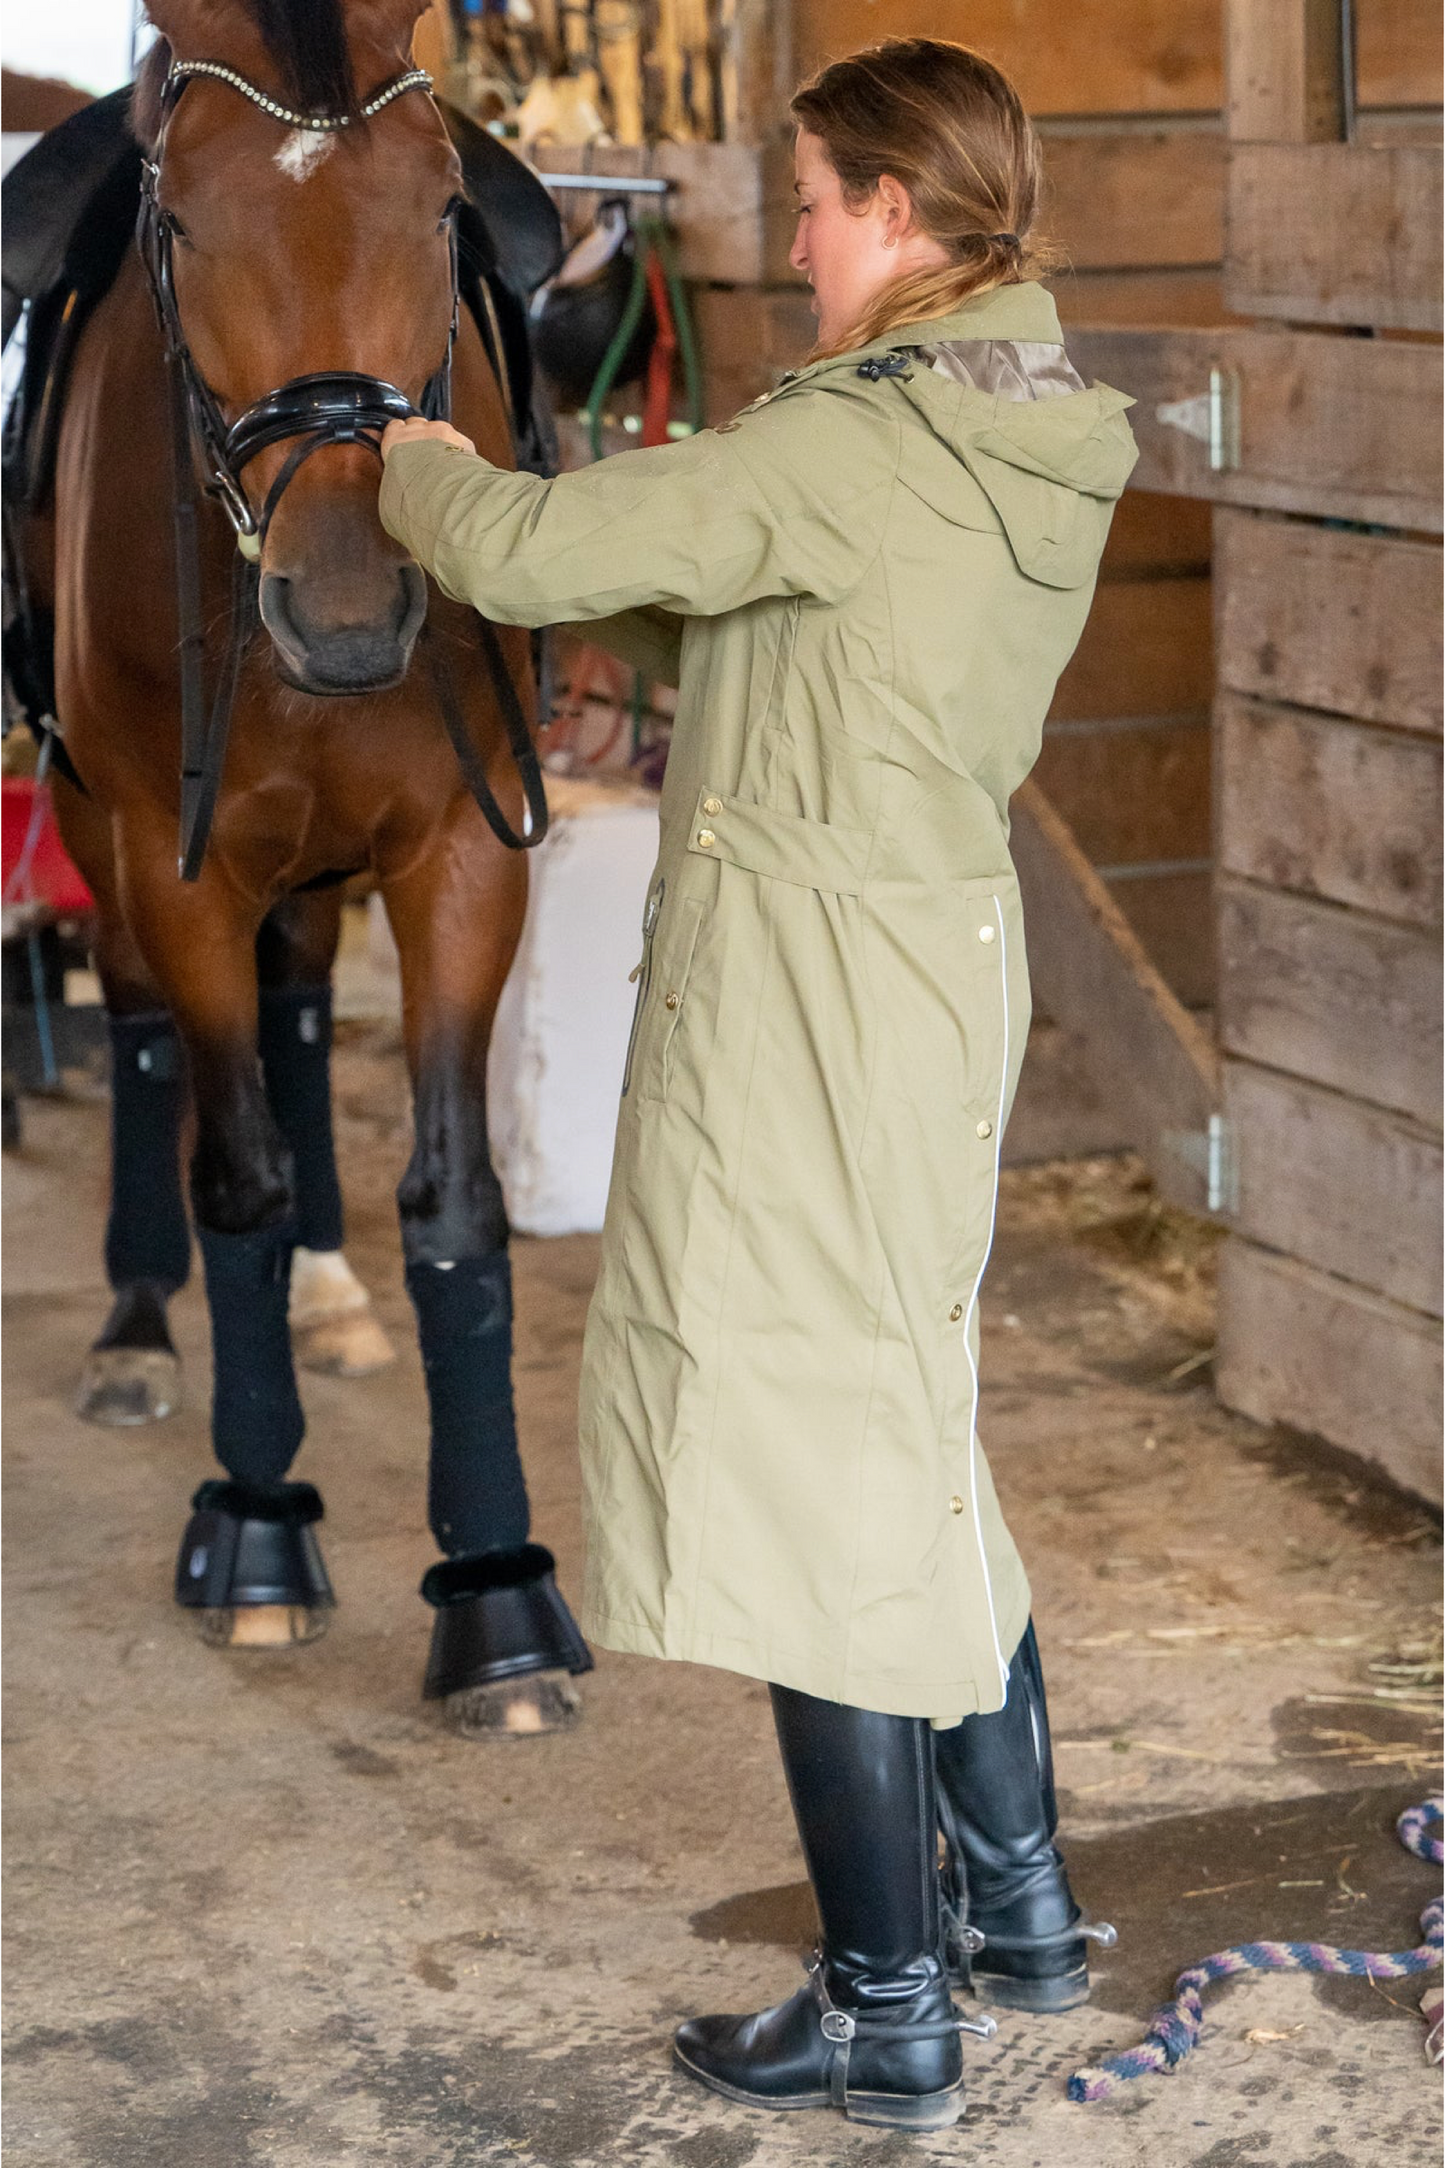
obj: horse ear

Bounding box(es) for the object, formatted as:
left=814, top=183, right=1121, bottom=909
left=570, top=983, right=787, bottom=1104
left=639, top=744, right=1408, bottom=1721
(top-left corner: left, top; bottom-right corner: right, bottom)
left=129, top=37, right=174, bottom=149
left=410, top=4, right=453, bottom=75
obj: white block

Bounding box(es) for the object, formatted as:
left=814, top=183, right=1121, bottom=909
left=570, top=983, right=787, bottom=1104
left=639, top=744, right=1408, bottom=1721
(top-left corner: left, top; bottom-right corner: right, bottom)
left=487, top=775, right=659, bottom=1236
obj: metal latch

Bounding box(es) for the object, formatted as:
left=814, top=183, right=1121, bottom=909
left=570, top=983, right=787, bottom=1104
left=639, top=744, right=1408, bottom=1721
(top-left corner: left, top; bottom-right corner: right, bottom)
left=1156, top=365, right=1240, bottom=473
left=1163, top=1112, right=1237, bottom=1216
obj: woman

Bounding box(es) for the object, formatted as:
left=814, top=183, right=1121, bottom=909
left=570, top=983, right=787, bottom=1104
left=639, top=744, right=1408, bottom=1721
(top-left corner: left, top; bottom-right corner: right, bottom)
left=381, top=38, right=1135, bottom=2133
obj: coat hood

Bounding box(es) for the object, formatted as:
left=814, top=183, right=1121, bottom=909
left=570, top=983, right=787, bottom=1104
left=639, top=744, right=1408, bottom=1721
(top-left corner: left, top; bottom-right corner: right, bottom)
left=802, top=283, right=1139, bottom=590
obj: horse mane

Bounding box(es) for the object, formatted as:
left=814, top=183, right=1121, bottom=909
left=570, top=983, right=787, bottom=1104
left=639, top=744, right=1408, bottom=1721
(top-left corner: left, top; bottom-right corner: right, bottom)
left=132, top=0, right=359, bottom=140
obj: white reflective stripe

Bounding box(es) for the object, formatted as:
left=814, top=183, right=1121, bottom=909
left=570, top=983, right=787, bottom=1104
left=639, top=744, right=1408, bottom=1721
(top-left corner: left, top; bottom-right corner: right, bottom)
left=963, top=894, right=1012, bottom=1704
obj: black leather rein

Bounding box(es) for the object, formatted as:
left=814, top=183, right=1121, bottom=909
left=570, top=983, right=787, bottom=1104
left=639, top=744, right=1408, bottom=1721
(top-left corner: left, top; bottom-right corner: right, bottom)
left=139, top=57, right=548, bottom=881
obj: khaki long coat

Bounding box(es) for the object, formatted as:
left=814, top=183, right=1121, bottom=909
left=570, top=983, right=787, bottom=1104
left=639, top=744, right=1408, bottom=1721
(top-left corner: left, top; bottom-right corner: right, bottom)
left=381, top=280, right=1137, bottom=1724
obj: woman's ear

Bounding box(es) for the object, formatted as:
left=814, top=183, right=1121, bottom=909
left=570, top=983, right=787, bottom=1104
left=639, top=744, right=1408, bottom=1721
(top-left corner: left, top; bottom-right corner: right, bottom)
left=875, top=173, right=913, bottom=243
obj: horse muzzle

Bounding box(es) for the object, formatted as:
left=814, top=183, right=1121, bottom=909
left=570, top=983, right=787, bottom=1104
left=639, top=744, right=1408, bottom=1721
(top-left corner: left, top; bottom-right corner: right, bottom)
left=259, top=563, right=428, bottom=695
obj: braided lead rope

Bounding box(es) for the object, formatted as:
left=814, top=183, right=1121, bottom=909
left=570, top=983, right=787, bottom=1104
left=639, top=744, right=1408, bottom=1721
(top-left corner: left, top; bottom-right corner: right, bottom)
left=167, top=61, right=432, bottom=132
left=1068, top=1796, right=1444, bottom=2104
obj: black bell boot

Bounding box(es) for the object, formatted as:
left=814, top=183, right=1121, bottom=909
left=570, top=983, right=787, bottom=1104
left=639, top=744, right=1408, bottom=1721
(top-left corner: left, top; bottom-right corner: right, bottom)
left=674, top=1686, right=993, bottom=2131
left=935, top=1620, right=1116, bottom=2012
left=421, top=1546, right=593, bottom=1736
left=175, top=1477, right=333, bottom=1648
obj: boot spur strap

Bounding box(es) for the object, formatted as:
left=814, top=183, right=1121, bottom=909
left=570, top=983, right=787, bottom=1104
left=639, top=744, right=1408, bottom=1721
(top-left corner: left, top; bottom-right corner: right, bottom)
left=808, top=1959, right=996, bottom=2113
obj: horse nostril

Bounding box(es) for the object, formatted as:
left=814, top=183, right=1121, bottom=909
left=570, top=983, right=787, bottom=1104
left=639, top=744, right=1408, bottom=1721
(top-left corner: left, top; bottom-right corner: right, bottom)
left=259, top=567, right=426, bottom=694
left=259, top=572, right=304, bottom=654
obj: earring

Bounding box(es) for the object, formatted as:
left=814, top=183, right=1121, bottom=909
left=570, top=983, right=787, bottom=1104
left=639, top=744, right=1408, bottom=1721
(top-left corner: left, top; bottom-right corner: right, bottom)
left=883, top=234, right=897, bottom=249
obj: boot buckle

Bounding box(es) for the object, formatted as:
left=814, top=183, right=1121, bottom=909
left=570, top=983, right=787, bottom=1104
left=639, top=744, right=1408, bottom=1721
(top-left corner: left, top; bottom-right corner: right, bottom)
left=820, top=2010, right=857, bottom=2044
left=957, top=1924, right=987, bottom=1955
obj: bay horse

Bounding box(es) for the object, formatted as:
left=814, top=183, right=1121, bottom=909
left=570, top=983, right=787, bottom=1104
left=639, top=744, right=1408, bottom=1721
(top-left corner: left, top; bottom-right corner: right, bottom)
left=29, top=0, right=591, bottom=1733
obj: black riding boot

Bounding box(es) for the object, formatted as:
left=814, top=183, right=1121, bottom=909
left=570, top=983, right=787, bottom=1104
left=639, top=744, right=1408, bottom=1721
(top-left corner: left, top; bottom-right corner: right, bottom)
left=674, top=1686, right=991, bottom=2131
left=935, top=1620, right=1115, bottom=2012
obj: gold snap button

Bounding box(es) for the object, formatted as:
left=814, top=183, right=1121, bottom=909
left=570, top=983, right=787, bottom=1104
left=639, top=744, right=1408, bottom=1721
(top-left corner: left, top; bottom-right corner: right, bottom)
left=696, top=829, right=715, bottom=848
left=976, top=1119, right=993, bottom=1140
left=703, top=796, right=723, bottom=816
left=948, top=1302, right=963, bottom=1323
left=664, top=991, right=680, bottom=1010
left=978, top=924, right=995, bottom=943
left=949, top=1494, right=965, bottom=1515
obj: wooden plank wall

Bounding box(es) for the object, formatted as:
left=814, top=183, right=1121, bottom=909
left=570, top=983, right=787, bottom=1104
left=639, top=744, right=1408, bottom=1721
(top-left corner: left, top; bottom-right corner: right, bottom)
left=546, top=5, right=1439, bottom=1180
left=1207, top=1, right=1443, bottom=1500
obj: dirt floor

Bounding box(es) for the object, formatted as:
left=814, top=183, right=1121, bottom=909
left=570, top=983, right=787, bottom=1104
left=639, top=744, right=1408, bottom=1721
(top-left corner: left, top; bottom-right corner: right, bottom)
left=5, top=1017, right=1442, bottom=2168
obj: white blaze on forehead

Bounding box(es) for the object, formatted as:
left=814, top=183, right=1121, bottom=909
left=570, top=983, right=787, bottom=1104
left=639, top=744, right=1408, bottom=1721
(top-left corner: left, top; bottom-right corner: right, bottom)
left=275, top=128, right=334, bottom=182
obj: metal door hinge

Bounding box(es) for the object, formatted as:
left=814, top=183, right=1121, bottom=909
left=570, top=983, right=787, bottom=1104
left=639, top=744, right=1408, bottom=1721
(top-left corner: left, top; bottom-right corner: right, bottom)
left=1156, top=365, right=1240, bottom=473
left=1163, top=1112, right=1237, bottom=1215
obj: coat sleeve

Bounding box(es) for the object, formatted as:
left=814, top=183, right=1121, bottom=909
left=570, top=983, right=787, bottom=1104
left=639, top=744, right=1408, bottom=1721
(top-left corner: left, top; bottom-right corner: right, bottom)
left=377, top=388, right=899, bottom=630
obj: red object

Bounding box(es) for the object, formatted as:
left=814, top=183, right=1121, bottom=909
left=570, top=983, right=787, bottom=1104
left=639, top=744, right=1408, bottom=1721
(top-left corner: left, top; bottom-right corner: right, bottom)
left=641, top=249, right=678, bottom=450
left=2, top=776, right=94, bottom=915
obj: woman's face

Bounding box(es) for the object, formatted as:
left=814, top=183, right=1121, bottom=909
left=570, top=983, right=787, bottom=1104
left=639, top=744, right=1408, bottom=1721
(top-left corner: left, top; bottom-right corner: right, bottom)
left=789, top=129, right=892, bottom=349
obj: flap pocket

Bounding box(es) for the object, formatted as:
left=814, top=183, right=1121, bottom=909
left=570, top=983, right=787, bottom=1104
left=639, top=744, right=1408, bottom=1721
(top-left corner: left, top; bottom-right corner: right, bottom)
left=686, top=789, right=868, bottom=895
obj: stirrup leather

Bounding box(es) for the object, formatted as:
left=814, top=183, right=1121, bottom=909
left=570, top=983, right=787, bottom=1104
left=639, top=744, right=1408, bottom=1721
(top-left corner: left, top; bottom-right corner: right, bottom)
left=806, top=1953, right=995, bottom=2113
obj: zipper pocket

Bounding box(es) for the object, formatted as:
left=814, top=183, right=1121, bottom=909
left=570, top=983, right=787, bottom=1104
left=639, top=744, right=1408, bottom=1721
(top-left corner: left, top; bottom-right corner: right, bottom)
left=620, top=878, right=664, bottom=1099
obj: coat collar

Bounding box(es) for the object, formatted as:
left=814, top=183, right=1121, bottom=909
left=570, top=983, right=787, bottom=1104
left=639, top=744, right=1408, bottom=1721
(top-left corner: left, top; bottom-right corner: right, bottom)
left=777, top=282, right=1067, bottom=394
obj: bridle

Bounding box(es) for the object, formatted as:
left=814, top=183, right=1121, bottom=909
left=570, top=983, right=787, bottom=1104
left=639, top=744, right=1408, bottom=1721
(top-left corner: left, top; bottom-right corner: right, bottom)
left=139, top=56, right=548, bottom=879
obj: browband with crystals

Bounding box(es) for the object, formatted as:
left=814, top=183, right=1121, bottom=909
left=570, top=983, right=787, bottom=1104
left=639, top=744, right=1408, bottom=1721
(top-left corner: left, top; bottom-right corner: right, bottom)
left=166, top=59, right=433, bottom=132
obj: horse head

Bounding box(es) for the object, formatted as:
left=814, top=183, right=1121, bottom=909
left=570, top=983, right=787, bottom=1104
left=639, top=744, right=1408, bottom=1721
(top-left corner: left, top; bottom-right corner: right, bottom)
left=138, top=0, right=462, bottom=696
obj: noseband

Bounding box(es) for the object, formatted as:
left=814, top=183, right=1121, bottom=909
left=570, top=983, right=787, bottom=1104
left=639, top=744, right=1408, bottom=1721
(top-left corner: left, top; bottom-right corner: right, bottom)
left=139, top=57, right=548, bottom=878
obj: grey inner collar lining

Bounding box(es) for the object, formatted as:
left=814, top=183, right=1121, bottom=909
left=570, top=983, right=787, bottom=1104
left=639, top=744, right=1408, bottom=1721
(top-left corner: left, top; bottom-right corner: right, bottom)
left=919, top=338, right=1086, bottom=402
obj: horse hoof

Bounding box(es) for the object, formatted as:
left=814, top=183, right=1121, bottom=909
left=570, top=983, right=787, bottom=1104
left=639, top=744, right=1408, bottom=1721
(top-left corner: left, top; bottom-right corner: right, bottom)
left=192, top=1603, right=330, bottom=1649
left=442, top=1669, right=584, bottom=1739
left=289, top=1247, right=394, bottom=1376
left=75, top=1347, right=182, bottom=1426
left=292, top=1307, right=395, bottom=1377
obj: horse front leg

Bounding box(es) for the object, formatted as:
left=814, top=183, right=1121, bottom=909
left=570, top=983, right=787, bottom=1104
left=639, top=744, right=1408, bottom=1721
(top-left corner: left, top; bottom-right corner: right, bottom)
left=122, top=853, right=332, bottom=1650
left=51, top=774, right=189, bottom=1427
left=255, top=889, right=394, bottom=1378
left=381, top=833, right=592, bottom=1737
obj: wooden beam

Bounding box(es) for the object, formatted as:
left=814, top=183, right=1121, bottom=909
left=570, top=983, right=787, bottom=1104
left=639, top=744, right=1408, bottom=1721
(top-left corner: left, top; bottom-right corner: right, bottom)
left=1215, top=511, right=1442, bottom=734
left=1008, top=778, right=1218, bottom=1212
left=792, top=0, right=1226, bottom=118
left=1109, top=868, right=1216, bottom=1010
left=722, top=0, right=792, bottom=146
left=790, top=0, right=1438, bottom=117
left=1226, top=142, right=1443, bottom=330
left=1035, top=715, right=1210, bottom=865
left=1358, top=0, right=1445, bottom=111
left=1217, top=1238, right=1443, bottom=1503
left=1049, top=575, right=1212, bottom=722
left=765, top=129, right=1228, bottom=287
left=1225, top=0, right=1347, bottom=142
left=1067, top=326, right=1443, bottom=530
left=1218, top=875, right=1443, bottom=1126
left=1217, top=692, right=1443, bottom=927
left=1225, top=1059, right=1443, bottom=1313
left=1002, top=1021, right=1135, bottom=1165
left=1039, top=128, right=1225, bottom=269
left=1051, top=270, right=1236, bottom=330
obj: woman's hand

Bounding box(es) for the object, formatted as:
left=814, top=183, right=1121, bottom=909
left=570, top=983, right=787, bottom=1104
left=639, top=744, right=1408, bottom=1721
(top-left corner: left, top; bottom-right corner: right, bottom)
left=380, top=416, right=477, bottom=461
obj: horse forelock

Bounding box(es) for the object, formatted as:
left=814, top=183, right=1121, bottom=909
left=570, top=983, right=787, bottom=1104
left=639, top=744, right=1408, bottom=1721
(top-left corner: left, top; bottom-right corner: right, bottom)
left=136, top=2, right=430, bottom=138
